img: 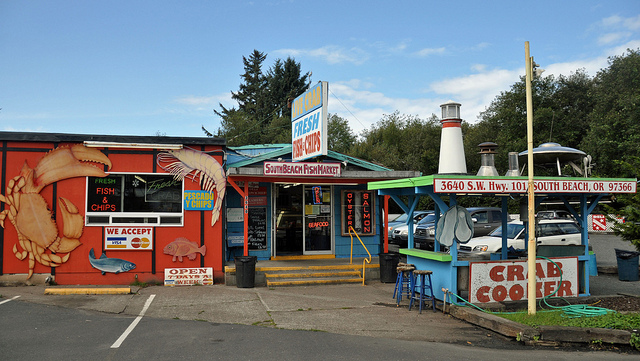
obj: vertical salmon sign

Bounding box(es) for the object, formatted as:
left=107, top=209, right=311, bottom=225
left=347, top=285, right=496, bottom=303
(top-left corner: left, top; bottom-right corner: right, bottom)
left=291, top=81, right=328, bottom=162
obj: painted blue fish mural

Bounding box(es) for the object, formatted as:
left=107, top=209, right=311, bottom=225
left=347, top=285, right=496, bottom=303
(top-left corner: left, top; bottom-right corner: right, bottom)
left=89, top=248, right=137, bottom=275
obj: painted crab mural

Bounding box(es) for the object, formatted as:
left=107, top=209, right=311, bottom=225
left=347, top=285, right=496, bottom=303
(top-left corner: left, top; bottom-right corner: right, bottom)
left=0, top=145, right=112, bottom=278
left=157, top=148, right=226, bottom=226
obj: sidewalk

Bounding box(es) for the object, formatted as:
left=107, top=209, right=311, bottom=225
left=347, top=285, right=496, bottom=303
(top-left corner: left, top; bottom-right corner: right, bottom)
left=1, top=233, right=638, bottom=348
left=0, top=281, right=513, bottom=346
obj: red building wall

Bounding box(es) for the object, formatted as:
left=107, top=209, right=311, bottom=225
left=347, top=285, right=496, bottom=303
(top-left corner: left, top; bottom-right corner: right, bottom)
left=1, top=140, right=225, bottom=285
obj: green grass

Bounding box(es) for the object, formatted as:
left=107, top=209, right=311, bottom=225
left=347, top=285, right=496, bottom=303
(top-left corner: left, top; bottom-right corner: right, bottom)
left=497, top=309, right=640, bottom=331
left=498, top=308, right=640, bottom=350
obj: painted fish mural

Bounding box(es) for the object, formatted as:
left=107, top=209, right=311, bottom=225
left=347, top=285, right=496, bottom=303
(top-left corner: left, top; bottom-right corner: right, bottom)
left=89, top=248, right=136, bottom=275
left=163, top=237, right=206, bottom=262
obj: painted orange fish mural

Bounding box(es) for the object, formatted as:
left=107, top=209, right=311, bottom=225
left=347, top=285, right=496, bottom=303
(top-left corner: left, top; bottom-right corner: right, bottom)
left=163, top=237, right=206, bottom=262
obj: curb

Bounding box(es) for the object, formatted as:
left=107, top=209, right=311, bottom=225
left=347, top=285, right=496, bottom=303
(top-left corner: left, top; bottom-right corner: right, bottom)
left=448, top=304, right=634, bottom=347
left=44, top=287, right=132, bottom=295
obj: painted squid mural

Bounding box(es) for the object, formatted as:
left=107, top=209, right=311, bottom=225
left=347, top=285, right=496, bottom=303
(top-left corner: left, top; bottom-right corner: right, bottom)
left=157, top=148, right=226, bottom=226
left=0, top=145, right=112, bottom=278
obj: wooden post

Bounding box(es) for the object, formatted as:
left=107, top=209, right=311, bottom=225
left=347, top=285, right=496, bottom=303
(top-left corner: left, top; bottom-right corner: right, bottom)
left=525, top=41, right=537, bottom=315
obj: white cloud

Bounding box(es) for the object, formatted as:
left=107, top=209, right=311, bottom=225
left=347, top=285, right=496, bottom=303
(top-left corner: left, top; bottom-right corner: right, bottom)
left=430, top=68, right=519, bottom=100
left=601, top=14, right=640, bottom=31
left=274, top=45, right=369, bottom=65
left=594, top=15, right=640, bottom=46
left=174, top=93, right=231, bottom=106
left=597, top=32, right=630, bottom=45
left=415, top=47, right=446, bottom=57
left=327, top=38, right=640, bottom=133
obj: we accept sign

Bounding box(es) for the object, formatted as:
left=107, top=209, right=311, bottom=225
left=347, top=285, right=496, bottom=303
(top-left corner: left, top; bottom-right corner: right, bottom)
left=469, top=257, right=578, bottom=303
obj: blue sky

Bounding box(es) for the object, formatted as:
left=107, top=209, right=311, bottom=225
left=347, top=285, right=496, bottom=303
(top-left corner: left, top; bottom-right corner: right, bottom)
left=1, top=1, right=639, bottom=138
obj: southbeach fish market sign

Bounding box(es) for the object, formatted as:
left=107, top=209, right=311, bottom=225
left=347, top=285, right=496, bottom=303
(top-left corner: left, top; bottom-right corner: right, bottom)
left=263, top=161, right=341, bottom=177
left=291, top=81, right=328, bottom=162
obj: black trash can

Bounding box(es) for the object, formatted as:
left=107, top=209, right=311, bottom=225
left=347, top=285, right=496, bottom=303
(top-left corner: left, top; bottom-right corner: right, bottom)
left=615, top=248, right=639, bottom=282
left=379, top=252, right=400, bottom=283
left=235, top=255, right=257, bottom=288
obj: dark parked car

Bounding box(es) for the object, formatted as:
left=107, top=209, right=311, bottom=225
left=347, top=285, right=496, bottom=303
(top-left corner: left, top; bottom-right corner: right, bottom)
left=413, top=207, right=503, bottom=250
left=536, top=210, right=576, bottom=221
left=387, top=211, right=431, bottom=239
left=390, top=212, right=436, bottom=247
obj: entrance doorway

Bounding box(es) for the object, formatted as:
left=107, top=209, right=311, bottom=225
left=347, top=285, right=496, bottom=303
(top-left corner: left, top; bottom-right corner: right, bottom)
left=275, top=184, right=303, bottom=255
left=274, top=184, right=333, bottom=256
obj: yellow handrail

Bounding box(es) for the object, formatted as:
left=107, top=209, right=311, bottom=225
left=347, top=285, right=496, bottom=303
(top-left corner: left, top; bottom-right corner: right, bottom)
left=348, top=226, right=372, bottom=286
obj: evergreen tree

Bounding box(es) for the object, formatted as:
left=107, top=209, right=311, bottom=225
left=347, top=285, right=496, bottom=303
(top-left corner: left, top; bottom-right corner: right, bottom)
left=327, top=113, right=357, bottom=154
left=582, top=49, right=640, bottom=177
left=209, top=50, right=311, bottom=145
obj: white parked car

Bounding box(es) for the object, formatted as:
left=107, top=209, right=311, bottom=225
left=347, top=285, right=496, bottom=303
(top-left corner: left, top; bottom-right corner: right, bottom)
left=458, top=219, right=582, bottom=258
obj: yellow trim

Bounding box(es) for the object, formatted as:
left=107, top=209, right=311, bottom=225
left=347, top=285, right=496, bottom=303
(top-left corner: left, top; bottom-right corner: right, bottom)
left=348, top=226, right=372, bottom=286
left=271, top=254, right=335, bottom=261
left=265, top=271, right=361, bottom=279
left=267, top=278, right=363, bottom=287
left=225, top=263, right=379, bottom=273
left=44, top=288, right=132, bottom=295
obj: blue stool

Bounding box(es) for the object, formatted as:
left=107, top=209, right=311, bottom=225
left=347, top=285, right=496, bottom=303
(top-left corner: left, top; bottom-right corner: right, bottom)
left=393, top=264, right=415, bottom=306
left=409, top=269, right=436, bottom=313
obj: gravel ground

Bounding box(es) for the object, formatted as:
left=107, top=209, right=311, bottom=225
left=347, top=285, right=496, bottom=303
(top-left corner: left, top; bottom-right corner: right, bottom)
left=575, top=295, right=640, bottom=313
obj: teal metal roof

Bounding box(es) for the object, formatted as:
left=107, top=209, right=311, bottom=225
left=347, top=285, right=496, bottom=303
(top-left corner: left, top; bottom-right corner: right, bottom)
left=227, top=144, right=391, bottom=171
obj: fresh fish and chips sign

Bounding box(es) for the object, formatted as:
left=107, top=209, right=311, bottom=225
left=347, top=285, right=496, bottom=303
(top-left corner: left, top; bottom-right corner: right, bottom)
left=164, top=267, right=214, bottom=286
left=105, top=227, right=153, bottom=250
left=291, top=81, right=328, bottom=162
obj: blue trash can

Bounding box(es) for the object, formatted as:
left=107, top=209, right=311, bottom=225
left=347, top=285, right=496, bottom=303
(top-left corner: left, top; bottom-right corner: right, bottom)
left=615, top=248, right=639, bottom=282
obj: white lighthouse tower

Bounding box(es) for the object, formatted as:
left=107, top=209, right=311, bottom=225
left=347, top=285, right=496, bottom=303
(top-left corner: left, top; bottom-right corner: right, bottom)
left=438, top=101, right=467, bottom=174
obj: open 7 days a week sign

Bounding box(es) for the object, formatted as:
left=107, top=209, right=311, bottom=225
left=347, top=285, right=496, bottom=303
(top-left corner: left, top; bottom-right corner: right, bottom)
left=164, top=267, right=214, bottom=286
left=469, top=257, right=578, bottom=303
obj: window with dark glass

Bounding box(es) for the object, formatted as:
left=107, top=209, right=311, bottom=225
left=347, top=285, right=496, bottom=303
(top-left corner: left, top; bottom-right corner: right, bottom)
left=86, top=173, right=183, bottom=226
left=340, top=190, right=375, bottom=236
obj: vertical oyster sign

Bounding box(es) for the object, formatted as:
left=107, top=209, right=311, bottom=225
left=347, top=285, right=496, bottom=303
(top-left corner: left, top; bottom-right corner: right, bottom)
left=291, top=81, right=328, bottom=162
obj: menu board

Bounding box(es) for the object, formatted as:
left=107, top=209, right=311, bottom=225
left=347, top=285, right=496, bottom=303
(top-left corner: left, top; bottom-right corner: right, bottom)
left=248, top=207, right=267, bottom=250
left=87, top=175, right=122, bottom=212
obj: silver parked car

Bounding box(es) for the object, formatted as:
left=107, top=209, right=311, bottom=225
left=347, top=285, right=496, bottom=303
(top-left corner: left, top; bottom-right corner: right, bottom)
left=458, top=219, right=582, bottom=259
left=387, top=211, right=432, bottom=239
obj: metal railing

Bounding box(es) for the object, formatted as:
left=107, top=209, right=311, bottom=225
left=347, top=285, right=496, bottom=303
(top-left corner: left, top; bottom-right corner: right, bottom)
left=348, top=226, right=372, bottom=286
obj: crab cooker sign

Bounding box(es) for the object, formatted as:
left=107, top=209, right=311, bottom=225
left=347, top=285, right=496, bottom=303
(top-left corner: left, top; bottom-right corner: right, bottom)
left=469, top=257, right=579, bottom=303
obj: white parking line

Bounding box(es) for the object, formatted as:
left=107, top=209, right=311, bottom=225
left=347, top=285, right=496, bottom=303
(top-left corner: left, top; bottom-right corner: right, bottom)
left=111, top=294, right=156, bottom=349
left=0, top=296, right=20, bottom=305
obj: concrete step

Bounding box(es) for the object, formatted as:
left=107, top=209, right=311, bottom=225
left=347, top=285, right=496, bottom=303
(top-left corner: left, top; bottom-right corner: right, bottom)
left=267, top=277, right=364, bottom=287
left=265, top=270, right=362, bottom=279
left=224, top=258, right=380, bottom=287
left=265, top=268, right=364, bottom=287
